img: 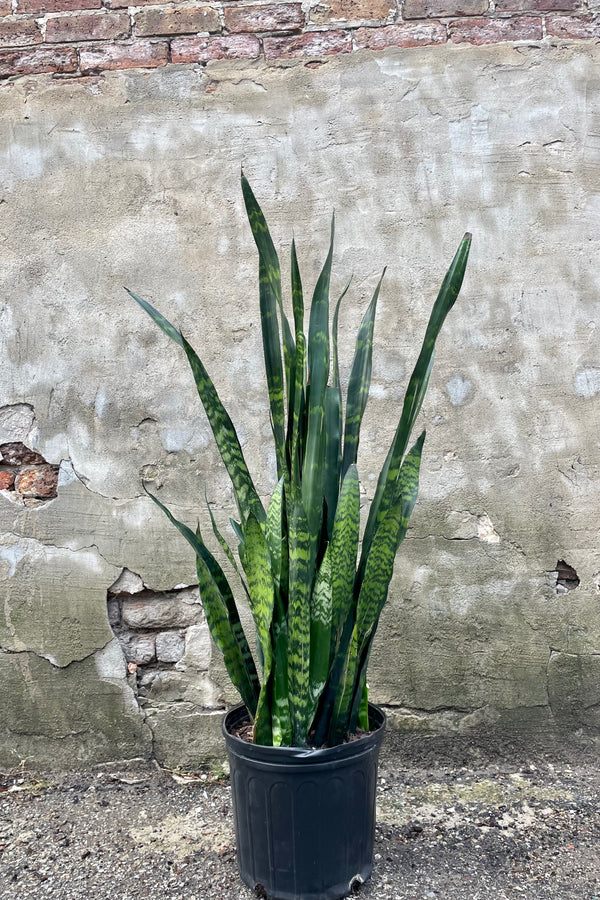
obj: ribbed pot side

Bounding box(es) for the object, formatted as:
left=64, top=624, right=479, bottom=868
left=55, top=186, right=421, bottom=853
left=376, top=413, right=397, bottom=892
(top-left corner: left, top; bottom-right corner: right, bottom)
left=223, top=703, right=386, bottom=900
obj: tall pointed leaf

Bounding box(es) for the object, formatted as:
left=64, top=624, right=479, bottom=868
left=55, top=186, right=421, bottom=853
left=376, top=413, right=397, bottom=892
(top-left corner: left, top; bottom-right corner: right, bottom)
left=302, top=217, right=334, bottom=542
left=266, top=476, right=285, bottom=592
left=287, top=498, right=312, bottom=745
left=142, top=486, right=259, bottom=716
left=355, top=433, right=425, bottom=652
left=328, top=623, right=359, bottom=744
left=324, top=384, right=342, bottom=537
left=307, top=546, right=332, bottom=729
left=341, top=269, right=385, bottom=478
left=128, top=285, right=265, bottom=527
left=205, top=495, right=250, bottom=600
left=332, top=277, right=352, bottom=391
left=272, top=604, right=292, bottom=746
left=242, top=175, right=296, bottom=476
left=360, top=234, right=471, bottom=573
left=329, top=464, right=360, bottom=658
left=242, top=512, right=277, bottom=743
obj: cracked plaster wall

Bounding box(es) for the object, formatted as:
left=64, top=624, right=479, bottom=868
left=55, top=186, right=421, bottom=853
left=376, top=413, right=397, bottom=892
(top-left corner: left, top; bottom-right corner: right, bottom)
left=1, top=43, right=600, bottom=768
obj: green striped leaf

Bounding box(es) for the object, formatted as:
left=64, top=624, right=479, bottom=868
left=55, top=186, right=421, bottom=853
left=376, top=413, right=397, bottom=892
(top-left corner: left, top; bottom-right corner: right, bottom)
left=355, top=432, right=425, bottom=652
left=302, top=217, right=334, bottom=543
left=242, top=512, right=276, bottom=744
left=332, top=277, right=352, bottom=391
left=329, top=464, right=360, bottom=659
left=266, top=476, right=285, bottom=593
left=360, top=234, right=471, bottom=575
left=195, top=553, right=260, bottom=719
left=291, top=239, right=304, bottom=344
left=242, top=175, right=296, bottom=478
left=205, top=495, right=250, bottom=600
left=324, top=384, right=342, bottom=538
left=341, top=269, right=385, bottom=478
left=179, top=332, right=266, bottom=527
left=307, top=546, right=332, bottom=729
left=328, top=623, right=359, bottom=744
left=358, top=679, right=369, bottom=731
left=272, top=605, right=292, bottom=747
left=125, top=289, right=184, bottom=348
left=291, top=330, right=306, bottom=493
left=127, top=290, right=265, bottom=528
left=287, top=498, right=312, bottom=745
left=143, top=486, right=259, bottom=716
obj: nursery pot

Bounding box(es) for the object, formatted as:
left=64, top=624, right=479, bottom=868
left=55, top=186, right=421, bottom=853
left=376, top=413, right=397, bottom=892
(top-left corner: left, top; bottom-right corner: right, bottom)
left=223, top=703, right=386, bottom=900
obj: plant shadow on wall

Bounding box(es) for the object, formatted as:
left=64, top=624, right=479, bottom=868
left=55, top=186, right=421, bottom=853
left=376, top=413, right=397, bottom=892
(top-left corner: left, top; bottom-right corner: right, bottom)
left=121, top=175, right=471, bottom=900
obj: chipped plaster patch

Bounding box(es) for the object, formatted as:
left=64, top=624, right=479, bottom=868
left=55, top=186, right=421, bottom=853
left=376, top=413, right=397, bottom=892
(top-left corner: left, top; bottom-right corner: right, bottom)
left=445, top=375, right=472, bottom=406
left=478, top=513, right=500, bottom=544
left=574, top=367, right=600, bottom=399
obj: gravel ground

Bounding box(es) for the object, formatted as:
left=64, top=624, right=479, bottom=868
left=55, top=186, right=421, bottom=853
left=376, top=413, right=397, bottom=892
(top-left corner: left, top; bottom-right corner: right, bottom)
left=1, top=728, right=600, bottom=900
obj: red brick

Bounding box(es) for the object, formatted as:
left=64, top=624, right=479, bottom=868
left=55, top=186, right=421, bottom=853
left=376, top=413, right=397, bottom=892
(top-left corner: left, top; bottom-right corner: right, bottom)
left=264, top=28, right=351, bottom=58
left=0, top=442, right=46, bottom=465
left=79, top=38, right=168, bottom=72
left=172, top=33, right=260, bottom=61
left=449, top=15, right=542, bottom=42
left=355, top=21, right=446, bottom=46
left=105, top=0, right=169, bottom=7
left=403, top=0, right=487, bottom=16
left=16, top=465, right=59, bottom=499
left=225, top=3, right=304, bottom=33
left=135, top=6, right=220, bottom=36
left=0, top=44, right=77, bottom=76
left=0, top=0, right=12, bottom=16
left=0, top=19, right=42, bottom=47
left=17, top=0, right=100, bottom=13
left=46, top=12, right=130, bottom=43
left=310, top=0, right=394, bottom=24
left=546, top=14, right=600, bottom=37
left=495, top=0, right=578, bottom=9
left=0, top=471, right=15, bottom=490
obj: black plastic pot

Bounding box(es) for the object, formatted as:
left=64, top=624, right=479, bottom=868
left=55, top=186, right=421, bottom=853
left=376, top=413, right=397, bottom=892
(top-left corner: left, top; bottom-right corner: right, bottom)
left=223, top=703, right=386, bottom=900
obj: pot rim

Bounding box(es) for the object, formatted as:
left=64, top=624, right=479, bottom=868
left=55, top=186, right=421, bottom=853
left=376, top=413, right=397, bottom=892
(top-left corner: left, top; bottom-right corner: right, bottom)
left=223, top=702, right=386, bottom=768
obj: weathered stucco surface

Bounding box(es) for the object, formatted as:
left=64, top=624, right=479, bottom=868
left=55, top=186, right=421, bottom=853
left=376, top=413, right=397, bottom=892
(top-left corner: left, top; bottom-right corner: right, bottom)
left=1, top=43, right=600, bottom=767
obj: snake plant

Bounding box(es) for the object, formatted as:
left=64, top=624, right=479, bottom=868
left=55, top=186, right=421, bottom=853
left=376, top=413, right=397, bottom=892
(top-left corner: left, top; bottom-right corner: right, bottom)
left=127, top=176, right=471, bottom=747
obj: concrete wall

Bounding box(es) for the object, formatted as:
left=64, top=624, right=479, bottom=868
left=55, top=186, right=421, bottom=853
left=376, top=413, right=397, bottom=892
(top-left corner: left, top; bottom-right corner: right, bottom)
left=1, top=35, right=600, bottom=767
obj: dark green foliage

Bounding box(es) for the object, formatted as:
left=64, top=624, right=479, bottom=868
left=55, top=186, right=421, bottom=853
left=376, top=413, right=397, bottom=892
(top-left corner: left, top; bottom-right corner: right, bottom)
left=127, top=176, right=471, bottom=747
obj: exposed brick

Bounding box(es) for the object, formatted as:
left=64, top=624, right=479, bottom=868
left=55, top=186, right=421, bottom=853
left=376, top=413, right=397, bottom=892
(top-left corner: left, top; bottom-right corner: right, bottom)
left=119, top=632, right=156, bottom=665
left=355, top=21, right=446, bottom=47
left=105, top=0, right=171, bottom=7
left=0, top=471, right=15, bottom=490
left=495, top=0, right=578, bottom=9
left=79, top=38, right=168, bottom=73
left=122, top=589, right=203, bottom=629
left=0, top=442, right=46, bottom=466
left=0, top=20, right=42, bottom=47
left=16, top=465, right=59, bottom=499
left=172, top=33, right=260, bottom=61
left=0, top=0, right=12, bottom=16
left=263, top=28, right=352, bottom=58
left=403, top=0, right=488, bottom=17
left=449, top=15, right=542, bottom=42
left=0, top=44, right=77, bottom=76
left=310, top=0, right=394, bottom=24
left=156, top=631, right=185, bottom=663
left=224, top=3, right=304, bottom=33
left=17, top=0, right=100, bottom=13
left=46, top=12, right=130, bottom=43
left=546, top=14, right=600, bottom=37
left=134, top=6, right=220, bottom=37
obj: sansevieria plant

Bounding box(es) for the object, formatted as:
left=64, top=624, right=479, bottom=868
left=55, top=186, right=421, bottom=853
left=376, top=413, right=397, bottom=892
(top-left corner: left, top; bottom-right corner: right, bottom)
left=126, top=175, right=471, bottom=748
